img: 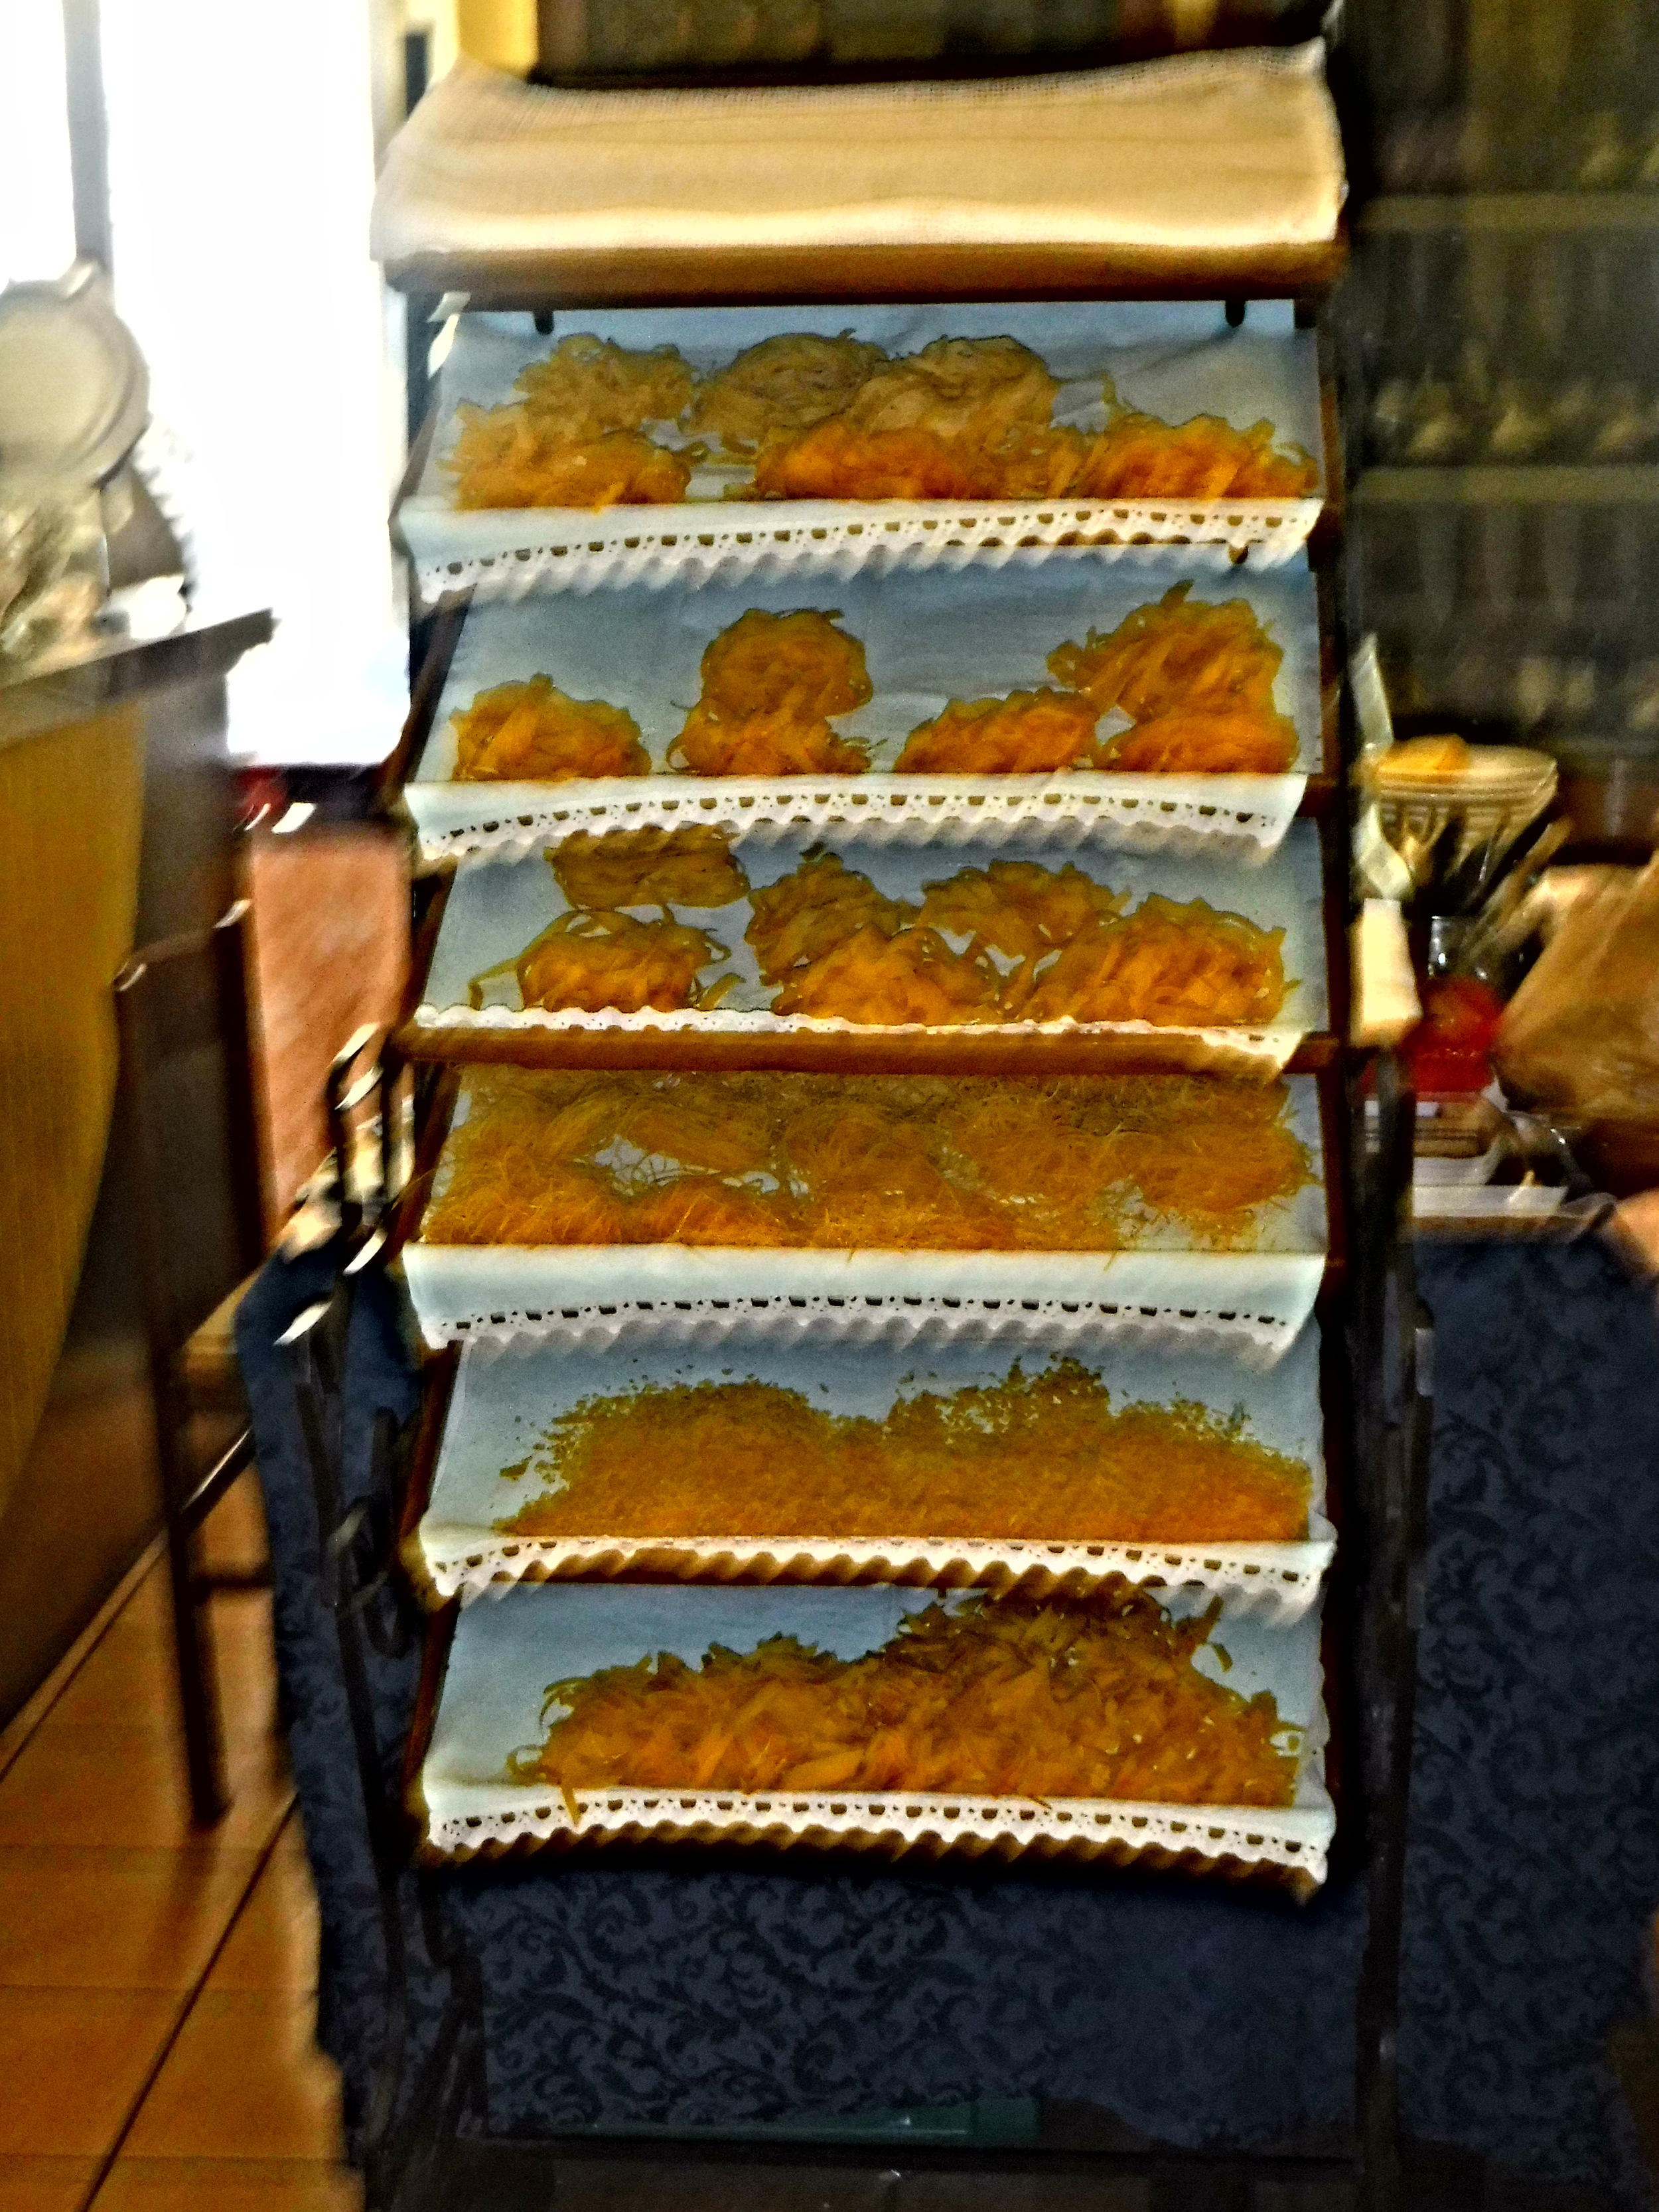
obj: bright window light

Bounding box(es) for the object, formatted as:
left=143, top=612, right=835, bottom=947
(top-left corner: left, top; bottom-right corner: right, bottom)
left=98, top=1, right=409, bottom=767
left=0, top=0, right=76, bottom=288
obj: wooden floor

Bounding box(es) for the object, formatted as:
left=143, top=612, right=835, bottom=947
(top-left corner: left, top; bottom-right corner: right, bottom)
left=0, top=1473, right=360, bottom=2212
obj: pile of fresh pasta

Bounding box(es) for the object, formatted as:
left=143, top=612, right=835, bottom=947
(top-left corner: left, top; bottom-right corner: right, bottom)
left=498, top=1359, right=1312, bottom=1546
left=464, top=825, right=1289, bottom=1031
left=447, top=587, right=1299, bottom=786
left=510, top=1583, right=1301, bottom=1811
left=415, top=314, right=1332, bottom=1872
left=442, top=331, right=1318, bottom=514
left=421, top=1066, right=1312, bottom=1252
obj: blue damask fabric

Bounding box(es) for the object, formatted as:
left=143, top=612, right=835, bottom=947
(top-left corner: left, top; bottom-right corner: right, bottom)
left=236, top=1247, right=436, bottom=2145
left=1402, top=1237, right=1659, bottom=2183
left=240, top=1234, right=1659, bottom=2188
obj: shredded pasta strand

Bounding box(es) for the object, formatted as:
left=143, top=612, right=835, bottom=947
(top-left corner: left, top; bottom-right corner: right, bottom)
left=498, top=1359, right=1312, bottom=1544
left=423, top=1068, right=1313, bottom=1252
left=507, top=1582, right=1301, bottom=1808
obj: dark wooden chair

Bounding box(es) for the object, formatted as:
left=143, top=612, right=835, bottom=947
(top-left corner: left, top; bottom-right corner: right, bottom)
left=114, top=901, right=269, bottom=1825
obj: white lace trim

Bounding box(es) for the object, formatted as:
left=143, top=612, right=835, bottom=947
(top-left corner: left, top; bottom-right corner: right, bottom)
left=420, top=1778, right=1333, bottom=1889
left=407, top=772, right=1306, bottom=867
left=418, top=1524, right=1336, bottom=1622
left=402, top=1288, right=1313, bottom=1364
left=407, top=998, right=1305, bottom=1077
left=403, top=496, right=1323, bottom=605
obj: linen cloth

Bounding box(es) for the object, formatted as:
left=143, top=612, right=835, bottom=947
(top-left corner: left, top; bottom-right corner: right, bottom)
left=370, top=44, right=1344, bottom=267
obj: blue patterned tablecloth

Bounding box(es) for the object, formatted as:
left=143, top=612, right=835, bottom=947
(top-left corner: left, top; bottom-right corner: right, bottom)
left=238, top=1234, right=1659, bottom=2193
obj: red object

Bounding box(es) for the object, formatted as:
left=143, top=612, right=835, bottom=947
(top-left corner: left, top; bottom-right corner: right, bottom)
left=1404, top=976, right=1504, bottom=1094
left=236, top=767, right=287, bottom=834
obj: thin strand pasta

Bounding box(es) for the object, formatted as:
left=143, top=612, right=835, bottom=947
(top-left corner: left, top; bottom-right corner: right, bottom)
left=450, top=678, right=649, bottom=783
left=896, top=691, right=1102, bottom=774
left=513, top=333, right=696, bottom=439
left=683, top=332, right=887, bottom=453
left=498, top=1359, right=1313, bottom=1544
left=545, top=825, right=749, bottom=913
left=421, top=1069, right=1313, bottom=1251
left=507, top=1582, right=1301, bottom=1808
left=495, top=910, right=731, bottom=1016
left=442, top=410, right=691, bottom=510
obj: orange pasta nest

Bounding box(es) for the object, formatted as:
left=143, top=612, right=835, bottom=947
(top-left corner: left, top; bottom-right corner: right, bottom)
left=697, top=608, right=871, bottom=721
left=745, top=851, right=912, bottom=982
left=508, top=1582, right=1301, bottom=1808
left=668, top=609, right=873, bottom=778
left=1076, top=406, right=1317, bottom=500
left=449, top=678, right=649, bottom=783
left=1049, top=584, right=1285, bottom=721
left=421, top=1068, right=1313, bottom=1252
left=1017, top=897, right=1285, bottom=1029
left=744, top=338, right=1068, bottom=499
left=494, top=911, right=731, bottom=1017
left=513, top=334, right=695, bottom=438
left=744, top=853, right=1287, bottom=1029
left=1047, top=581, right=1299, bottom=774
left=442, top=410, right=691, bottom=510
left=498, top=1358, right=1312, bottom=1544
left=917, top=859, right=1125, bottom=964
left=545, top=825, right=749, bottom=913
left=1095, top=709, right=1298, bottom=775
left=446, top=331, right=1315, bottom=510
left=751, top=419, right=1088, bottom=503
left=772, top=923, right=1003, bottom=1025
left=669, top=701, right=870, bottom=777
left=682, top=332, right=888, bottom=453
left=895, top=690, right=1103, bottom=774
left=840, top=336, right=1059, bottom=445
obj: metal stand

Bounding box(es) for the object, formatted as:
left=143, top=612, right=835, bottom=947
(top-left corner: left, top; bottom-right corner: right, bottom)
left=1353, top=1053, right=1437, bottom=2212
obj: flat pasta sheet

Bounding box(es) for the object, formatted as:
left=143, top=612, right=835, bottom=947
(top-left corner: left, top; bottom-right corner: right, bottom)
left=406, top=547, right=1317, bottom=863
left=398, top=302, right=1324, bottom=599
left=415, top=1323, right=1333, bottom=1619
left=416, top=1578, right=1334, bottom=1890
left=412, top=819, right=1328, bottom=1076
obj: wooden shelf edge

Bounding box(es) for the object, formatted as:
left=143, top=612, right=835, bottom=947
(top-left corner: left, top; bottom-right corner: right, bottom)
left=379, top=237, right=1347, bottom=311
left=391, top=1020, right=1342, bottom=1080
